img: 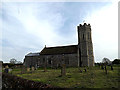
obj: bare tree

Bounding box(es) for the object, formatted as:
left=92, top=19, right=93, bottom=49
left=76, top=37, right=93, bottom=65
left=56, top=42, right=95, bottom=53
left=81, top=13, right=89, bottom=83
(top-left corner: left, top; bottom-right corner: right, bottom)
left=10, top=58, right=22, bottom=64
left=102, top=58, right=112, bottom=65
left=16, top=61, right=22, bottom=64
left=10, top=58, right=17, bottom=64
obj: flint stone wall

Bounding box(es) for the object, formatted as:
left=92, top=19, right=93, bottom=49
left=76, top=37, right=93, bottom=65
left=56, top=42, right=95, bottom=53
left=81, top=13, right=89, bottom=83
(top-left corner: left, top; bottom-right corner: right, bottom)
left=24, top=54, right=78, bottom=68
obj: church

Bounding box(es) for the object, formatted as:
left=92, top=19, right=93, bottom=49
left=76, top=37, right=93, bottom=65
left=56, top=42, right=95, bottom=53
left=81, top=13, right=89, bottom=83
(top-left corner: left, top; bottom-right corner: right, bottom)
left=24, top=23, right=94, bottom=68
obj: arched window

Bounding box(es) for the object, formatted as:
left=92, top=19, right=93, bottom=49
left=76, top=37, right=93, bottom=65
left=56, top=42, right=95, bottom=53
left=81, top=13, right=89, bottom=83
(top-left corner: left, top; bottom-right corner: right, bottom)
left=88, top=32, right=89, bottom=39
left=83, top=34, right=84, bottom=40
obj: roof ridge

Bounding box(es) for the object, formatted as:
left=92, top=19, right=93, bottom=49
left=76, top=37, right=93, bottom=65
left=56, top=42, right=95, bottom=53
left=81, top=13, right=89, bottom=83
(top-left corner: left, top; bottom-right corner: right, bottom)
left=46, top=44, right=78, bottom=49
left=40, top=44, right=78, bottom=55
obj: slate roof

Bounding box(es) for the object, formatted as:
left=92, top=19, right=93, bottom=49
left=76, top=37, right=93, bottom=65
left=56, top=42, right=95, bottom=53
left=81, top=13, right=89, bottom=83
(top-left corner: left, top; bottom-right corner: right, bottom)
left=26, top=52, right=40, bottom=56
left=40, top=45, right=78, bottom=55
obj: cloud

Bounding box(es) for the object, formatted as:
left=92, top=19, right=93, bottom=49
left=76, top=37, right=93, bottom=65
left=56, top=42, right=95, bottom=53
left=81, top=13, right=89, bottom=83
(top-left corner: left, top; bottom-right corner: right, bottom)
left=1, top=2, right=117, bottom=63
left=86, top=2, right=118, bottom=62
left=1, top=2, right=67, bottom=62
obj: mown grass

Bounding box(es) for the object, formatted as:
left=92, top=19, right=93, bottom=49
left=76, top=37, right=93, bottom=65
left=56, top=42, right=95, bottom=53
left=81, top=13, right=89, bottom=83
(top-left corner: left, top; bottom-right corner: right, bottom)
left=11, top=65, right=119, bottom=88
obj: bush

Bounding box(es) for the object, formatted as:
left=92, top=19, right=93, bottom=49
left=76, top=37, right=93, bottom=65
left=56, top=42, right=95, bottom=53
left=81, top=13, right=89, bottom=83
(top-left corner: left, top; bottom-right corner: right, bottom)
left=112, top=59, right=120, bottom=64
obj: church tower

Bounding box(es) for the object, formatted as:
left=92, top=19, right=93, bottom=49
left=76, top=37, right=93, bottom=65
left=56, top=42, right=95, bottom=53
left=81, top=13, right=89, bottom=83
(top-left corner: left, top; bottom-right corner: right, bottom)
left=77, top=23, right=94, bottom=67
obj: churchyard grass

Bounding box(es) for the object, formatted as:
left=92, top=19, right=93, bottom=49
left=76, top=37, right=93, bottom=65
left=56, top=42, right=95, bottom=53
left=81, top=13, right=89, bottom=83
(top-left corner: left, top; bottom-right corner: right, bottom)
left=11, top=65, right=119, bottom=88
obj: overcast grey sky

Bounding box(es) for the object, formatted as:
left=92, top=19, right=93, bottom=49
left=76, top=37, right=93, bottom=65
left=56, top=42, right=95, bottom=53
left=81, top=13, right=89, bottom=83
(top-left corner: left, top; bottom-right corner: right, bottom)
left=0, top=0, right=118, bottom=63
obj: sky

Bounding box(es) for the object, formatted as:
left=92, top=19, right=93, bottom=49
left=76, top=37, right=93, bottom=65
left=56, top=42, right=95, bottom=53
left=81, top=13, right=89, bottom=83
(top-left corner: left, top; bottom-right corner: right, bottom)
left=0, top=0, right=118, bottom=63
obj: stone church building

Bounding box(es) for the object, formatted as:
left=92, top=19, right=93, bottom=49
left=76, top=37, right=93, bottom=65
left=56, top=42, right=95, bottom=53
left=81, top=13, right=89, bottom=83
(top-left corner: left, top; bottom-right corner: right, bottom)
left=24, top=23, right=94, bottom=68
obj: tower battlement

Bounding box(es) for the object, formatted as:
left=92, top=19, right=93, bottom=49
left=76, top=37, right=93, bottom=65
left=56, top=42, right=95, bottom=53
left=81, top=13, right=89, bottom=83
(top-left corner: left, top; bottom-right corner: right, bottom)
left=80, top=23, right=90, bottom=26
left=77, top=23, right=94, bottom=67
left=78, top=23, right=91, bottom=29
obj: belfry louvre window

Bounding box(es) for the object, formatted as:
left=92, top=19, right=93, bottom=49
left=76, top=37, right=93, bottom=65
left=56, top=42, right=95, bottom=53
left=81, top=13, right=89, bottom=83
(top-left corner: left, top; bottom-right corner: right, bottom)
left=83, top=34, right=84, bottom=40
left=88, top=32, right=89, bottom=39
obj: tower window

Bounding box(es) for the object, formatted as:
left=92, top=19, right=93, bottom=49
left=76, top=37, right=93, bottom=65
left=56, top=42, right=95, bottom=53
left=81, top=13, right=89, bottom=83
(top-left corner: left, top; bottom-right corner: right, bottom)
left=83, top=34, right=84, bottom=40
left=88, top=32, right=89, bottom=39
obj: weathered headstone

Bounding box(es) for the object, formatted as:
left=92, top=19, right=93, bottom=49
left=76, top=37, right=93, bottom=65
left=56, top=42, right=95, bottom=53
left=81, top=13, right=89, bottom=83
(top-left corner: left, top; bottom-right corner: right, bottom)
left=9, top=68, right=12, bottom=74
left=101, top=65, right=104, bottom=70
left=111, top=66, right=113, bottom=70
left=4, top=68, right=8, bottom=73
left=27, top=68, right=30, bottom=72
left=5, top=65, right=9, bottom=69
left=98, top=63, right=100, bottom=68
left=31, top=66, right=35, bottom=71
left=44, top=61, right=47, bottom=72
left=61, top=64, right=66, bottom=76
left=8, top=68, right=12, bottom=72
left=4, top=65, right=9, bottom=73
left=21, top=66, right=26, bottom=74
left=44, top=66, right=47, bottom=72
left=35, top=65, right=37, bottom=70
left=105, top=66, right=107, bottom=74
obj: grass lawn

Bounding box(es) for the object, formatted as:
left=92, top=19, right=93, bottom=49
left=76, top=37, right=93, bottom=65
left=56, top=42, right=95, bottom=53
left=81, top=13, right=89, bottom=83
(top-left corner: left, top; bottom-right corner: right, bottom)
left=11, top=65, right=119, bottom=88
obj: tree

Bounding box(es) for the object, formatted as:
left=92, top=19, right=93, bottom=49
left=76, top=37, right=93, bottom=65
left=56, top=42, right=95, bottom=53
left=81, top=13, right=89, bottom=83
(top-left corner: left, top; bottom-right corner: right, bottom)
left=16, top=61, right=22, bottom=64
left=112, top=59, right=120, bottom=64
left=10, top=58, right=17, bottom=64
left=102, top=58, right=112, bottom=65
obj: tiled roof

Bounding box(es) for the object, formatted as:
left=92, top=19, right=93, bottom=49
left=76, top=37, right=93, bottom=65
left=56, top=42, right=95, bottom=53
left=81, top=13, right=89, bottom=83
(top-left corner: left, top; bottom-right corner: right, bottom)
left=40, top=45, right=78, bottom=55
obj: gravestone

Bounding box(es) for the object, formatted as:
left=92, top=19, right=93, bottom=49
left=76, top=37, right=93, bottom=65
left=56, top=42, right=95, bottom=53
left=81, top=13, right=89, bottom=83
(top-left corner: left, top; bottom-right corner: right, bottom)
left=31, top=67, right=35, bottom=71
left=4, top=65, right=9, bottom=73
left=9, top=68, right=12, bottom=74
left=61, top=64, right=66, bottom=76
left=21, top=66, right=26, bottom=74
left=4, top=68, right=8, bottom=73
left=111, top=66, right=113, bottom=70
left=43, top=59, right=47, bottom=72
left=35, top=65, right=37, bottom=70
left=27, top=68, right=30, bottom=72
left=8, top=68, right=12, bottom=72
left=44, top=66, right=47, bottom=72
left=98, top=63, right=100, bottom=68
left=105, top=66, right=107, bottom=74
left=5, top=65, right=9, bottom=69
left=101, top=65, right=104, bottom=70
